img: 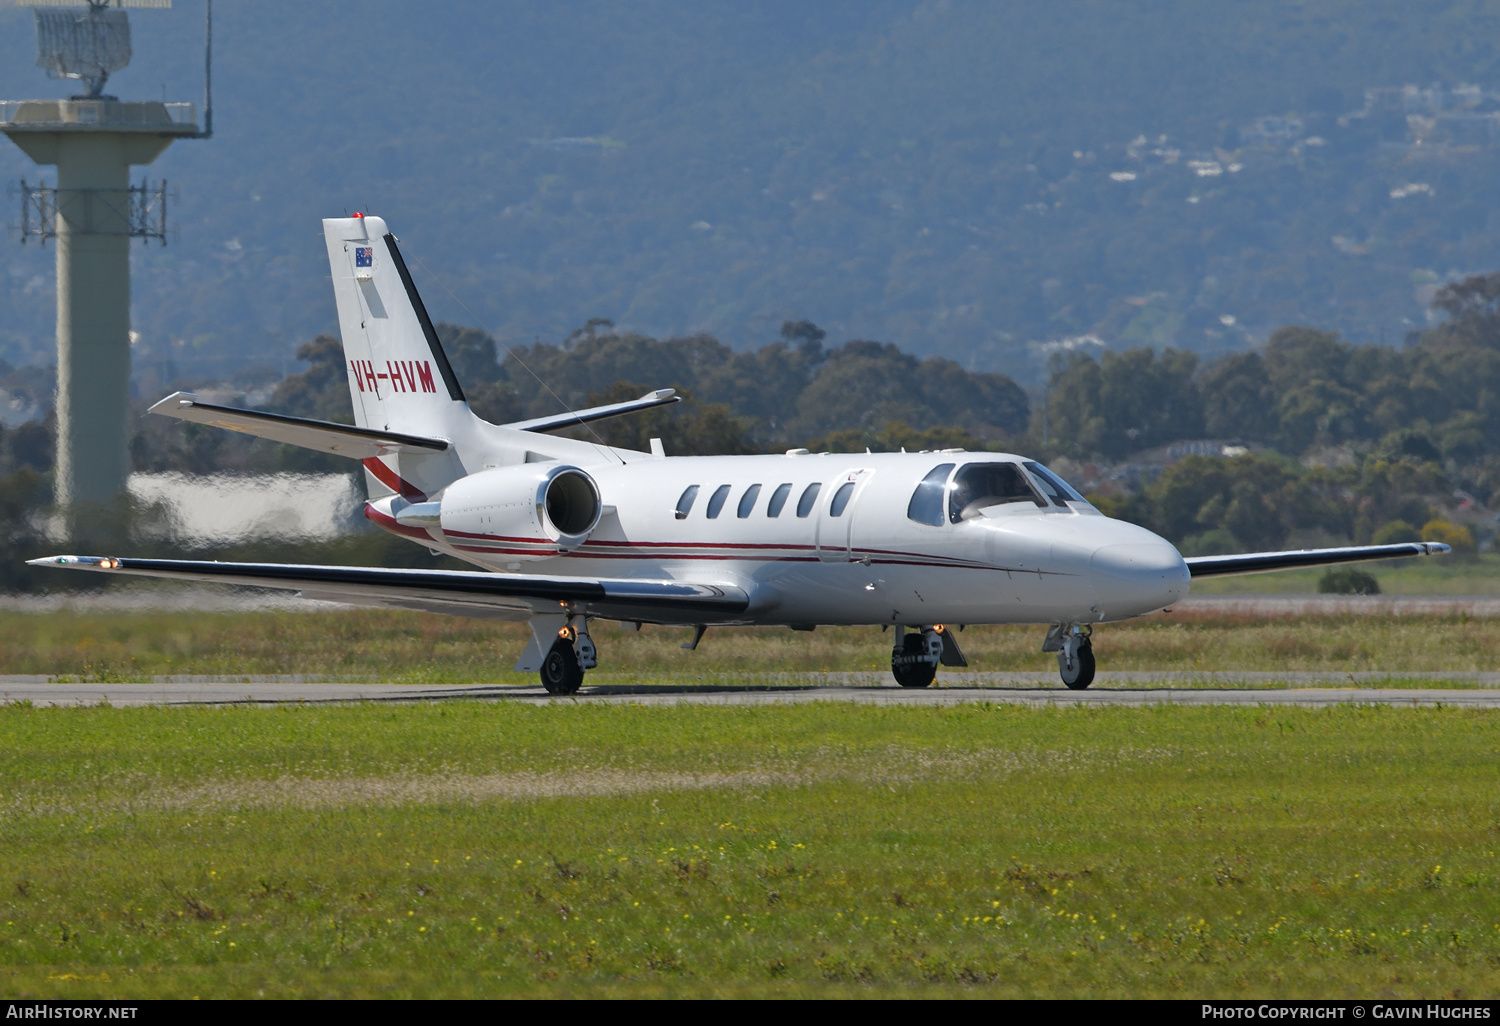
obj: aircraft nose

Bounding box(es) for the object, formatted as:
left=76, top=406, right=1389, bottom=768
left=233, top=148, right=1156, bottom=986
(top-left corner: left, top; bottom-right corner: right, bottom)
left=1090, top=537, right=1189, bottom=616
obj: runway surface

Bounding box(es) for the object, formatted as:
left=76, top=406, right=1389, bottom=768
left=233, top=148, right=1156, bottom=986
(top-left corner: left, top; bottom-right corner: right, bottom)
left=3, top=673, right=1499, bottom=708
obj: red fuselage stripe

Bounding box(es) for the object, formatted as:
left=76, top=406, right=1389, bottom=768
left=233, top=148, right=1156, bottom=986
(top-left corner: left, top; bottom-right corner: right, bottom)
left=362, top=458, right=427, bottom=501
left=365, top=504, right=436, bottom=540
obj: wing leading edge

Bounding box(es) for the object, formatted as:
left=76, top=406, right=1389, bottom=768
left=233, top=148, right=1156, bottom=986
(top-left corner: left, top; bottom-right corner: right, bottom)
left=1185, top=541, right=1450, bottom=578
left=27, top=556, right=754, bottom=624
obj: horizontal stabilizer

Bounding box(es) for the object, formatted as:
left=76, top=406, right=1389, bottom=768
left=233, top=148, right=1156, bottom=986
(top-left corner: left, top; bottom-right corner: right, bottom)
left=1185, top=541, right=1450, bottom=578
left=147, top=392, right=450, bottom=458
left=502, top=388, right=680, bottom=434
left=28, top=555, right=752, bottom=624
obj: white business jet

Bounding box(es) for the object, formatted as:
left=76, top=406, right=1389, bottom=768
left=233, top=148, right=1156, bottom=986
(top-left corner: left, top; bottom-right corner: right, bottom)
left=32, top=216, right=1451, bottom=693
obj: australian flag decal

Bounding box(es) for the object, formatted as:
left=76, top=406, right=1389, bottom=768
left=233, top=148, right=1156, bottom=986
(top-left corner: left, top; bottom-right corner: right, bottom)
left=355, top=247, right=373, bottom=268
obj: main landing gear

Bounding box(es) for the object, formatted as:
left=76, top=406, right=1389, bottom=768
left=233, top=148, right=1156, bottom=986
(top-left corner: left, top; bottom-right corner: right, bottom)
left=889, top=625, right=967, bottom=687
left=540, top=619, right=597, bottom=695
left=1043, top=624, right=1095, bottom=690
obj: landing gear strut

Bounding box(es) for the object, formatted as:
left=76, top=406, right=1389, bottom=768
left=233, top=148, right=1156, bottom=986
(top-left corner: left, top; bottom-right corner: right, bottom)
left=1044, top=624, right=1095, bottom=690
left=539, top=618, right=597, bottom=695
left=891, top=626, right=944, bottom=688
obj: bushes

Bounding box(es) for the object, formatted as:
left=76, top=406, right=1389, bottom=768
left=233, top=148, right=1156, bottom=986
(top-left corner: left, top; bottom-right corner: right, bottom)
left=1318, top=567, right=1381, bottom=595
left=1421, top=519, right=1477, bottom=556
left=1371, top=520, right=1419, bottom=545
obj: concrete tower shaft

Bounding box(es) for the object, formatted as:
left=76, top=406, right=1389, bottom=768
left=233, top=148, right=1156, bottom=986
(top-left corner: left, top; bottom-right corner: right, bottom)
left=3, top=99, right=194, bottom=506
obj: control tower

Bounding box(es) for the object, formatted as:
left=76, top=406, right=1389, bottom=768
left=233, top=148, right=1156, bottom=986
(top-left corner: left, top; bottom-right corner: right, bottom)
left=1, top=0, right=210, bottom=508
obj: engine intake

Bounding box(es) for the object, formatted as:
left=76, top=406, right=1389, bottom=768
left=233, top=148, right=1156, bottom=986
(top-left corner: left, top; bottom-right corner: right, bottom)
left=537, top=466, right=602, bottom=546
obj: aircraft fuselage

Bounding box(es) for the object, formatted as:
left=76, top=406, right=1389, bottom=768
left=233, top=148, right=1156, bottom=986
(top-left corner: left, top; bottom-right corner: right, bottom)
left=376, top=450, right=1190, bottom=629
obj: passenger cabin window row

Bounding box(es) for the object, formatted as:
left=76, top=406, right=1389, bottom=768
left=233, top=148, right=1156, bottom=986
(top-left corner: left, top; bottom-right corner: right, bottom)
left=906, top=460, right=1086, bottom=526
left=673, top=481, right=855, bottom=520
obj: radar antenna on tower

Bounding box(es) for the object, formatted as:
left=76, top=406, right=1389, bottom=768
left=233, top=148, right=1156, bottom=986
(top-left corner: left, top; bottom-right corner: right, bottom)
left=3, top=0, right=214, bottom=508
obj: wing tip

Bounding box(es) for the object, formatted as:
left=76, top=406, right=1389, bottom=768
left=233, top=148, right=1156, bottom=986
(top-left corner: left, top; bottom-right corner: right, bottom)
left=27, top=555, right=119, bottom=569
left=147, top=391, right=198, bottom=416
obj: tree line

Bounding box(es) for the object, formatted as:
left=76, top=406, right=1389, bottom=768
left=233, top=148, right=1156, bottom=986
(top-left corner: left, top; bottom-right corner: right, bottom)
left=1042, top=275, right=1500, bottom=555
left=3, top=276, right=1497, bottom=589
left=118, top=318, right=1031, bottom=477
left=1047, top=274, right=1500, bottom=474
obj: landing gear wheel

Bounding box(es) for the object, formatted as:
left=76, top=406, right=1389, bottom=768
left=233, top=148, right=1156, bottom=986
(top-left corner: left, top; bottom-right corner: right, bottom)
left=1058, top=639, right=1095, bottom=690
left=540, top=638, right=584, bottom=695
left=892, top=633, right=937, bottom=688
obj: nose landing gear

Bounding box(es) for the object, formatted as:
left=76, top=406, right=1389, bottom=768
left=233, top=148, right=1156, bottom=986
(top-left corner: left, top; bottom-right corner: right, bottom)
left=1044, top=624, right=1095, bottom=690
left=540, top=618, right=597, bottom=695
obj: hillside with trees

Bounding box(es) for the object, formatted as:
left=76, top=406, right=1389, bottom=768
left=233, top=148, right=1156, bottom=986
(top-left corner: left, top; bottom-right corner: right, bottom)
left=6, top=2, right=1500, bottom=384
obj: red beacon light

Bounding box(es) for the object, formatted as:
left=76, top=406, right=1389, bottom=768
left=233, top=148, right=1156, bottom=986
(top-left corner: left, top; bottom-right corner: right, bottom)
left=352, top=212, right=364, bottom=218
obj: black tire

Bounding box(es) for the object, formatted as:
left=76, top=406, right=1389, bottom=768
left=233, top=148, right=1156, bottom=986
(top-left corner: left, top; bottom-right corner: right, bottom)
left=540, top=638, right=584, bottom=695
left=1059, top=640, right=1095, bottom=690
left=891, top=633, right=936, bottom=688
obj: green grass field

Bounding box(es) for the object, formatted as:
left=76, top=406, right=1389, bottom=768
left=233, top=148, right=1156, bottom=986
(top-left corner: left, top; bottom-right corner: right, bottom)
left=0, top=701, right=1495, bottom=998
left=4, top=607, right=1500, bottom=683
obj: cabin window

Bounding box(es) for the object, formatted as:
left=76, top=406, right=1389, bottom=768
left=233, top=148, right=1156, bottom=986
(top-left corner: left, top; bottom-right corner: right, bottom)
left=796, top=482, right=822, bottom=518
left=767, top=482, right=792, bottom=517
left=829, top=481, right=856, bottom=517
left=674, top=485, right=699, bottom=520
left=949, top=462, right=1044, bottom=522
left=906, top=463, right=954, bottom=526
left=705, top=484, right=731, bottom=519
left=737, top=483, right=762, bottom=518
left=1024, top=461, right=1086, bottom=505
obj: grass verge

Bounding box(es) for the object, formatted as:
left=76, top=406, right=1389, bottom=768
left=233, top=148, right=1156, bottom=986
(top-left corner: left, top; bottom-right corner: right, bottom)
left=4, top=608, right=1500, bottom=682
left=0, top=701, right=1496, bottom=998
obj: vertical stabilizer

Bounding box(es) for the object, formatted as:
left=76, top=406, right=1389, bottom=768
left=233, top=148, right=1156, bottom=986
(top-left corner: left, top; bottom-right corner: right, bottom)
left=323, top=215, right=475, bottom=499
left=324, top=215, right=468, bottom=435
left=321, top=214, right=635, bottom=507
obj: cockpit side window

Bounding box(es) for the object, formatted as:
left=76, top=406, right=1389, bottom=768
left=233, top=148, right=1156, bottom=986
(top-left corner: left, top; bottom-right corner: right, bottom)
left=948, top=462, right=1045, bottom=522
left=1023, top=461, right=1086, bottom=504
left=674, top=485, right=699, bottom=520
left=906, top=463, right=955, bottom=526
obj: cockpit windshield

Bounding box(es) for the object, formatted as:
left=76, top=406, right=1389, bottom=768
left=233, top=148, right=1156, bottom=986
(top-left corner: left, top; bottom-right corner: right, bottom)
left=948, top=462, right=1044, bottom=522
left=1023, top=461, right=1086, bottom=504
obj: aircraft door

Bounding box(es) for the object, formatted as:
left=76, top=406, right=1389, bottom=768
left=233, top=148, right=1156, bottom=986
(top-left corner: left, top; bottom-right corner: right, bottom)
left=816, top=468, right=874, bottom=562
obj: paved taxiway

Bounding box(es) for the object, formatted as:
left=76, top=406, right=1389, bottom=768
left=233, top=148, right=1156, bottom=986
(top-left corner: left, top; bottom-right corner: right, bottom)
left=2, top=673, right=1499, bottom=708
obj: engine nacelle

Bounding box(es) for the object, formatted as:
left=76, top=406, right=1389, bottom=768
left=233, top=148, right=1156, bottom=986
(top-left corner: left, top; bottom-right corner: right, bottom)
left=438, top=463, right=602, bottom=556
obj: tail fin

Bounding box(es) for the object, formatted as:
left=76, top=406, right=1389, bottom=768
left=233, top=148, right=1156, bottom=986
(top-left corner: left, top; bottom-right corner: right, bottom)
left=324, top=215, right=468, bottom=438
left=324, top=215, right=480, bottom=500
left=322, top=214, right=649, bottom=504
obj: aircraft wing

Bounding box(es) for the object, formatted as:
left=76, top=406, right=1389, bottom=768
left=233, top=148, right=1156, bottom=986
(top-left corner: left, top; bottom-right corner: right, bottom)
left=1185, top=541, right=1450, bottom=578
left=147, top=392, right=450, bottom=458
left=27, top=556, right=753, bottom=624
